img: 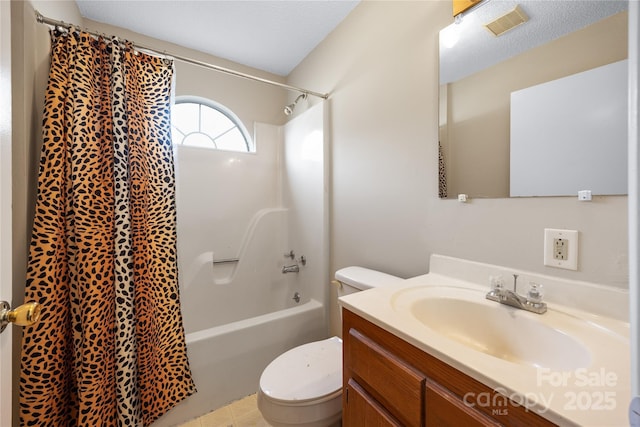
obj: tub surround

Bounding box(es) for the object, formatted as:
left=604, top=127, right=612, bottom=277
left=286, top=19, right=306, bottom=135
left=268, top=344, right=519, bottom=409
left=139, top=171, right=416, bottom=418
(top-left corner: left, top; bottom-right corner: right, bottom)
left=339, top=254, right=630, bottom=426
left=159, top=104, right=328, bottom=425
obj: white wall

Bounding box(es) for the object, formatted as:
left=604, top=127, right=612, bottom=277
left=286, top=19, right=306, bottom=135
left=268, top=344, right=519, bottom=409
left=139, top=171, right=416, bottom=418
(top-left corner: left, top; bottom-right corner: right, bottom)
left=288, top=1, right=628, bottom=291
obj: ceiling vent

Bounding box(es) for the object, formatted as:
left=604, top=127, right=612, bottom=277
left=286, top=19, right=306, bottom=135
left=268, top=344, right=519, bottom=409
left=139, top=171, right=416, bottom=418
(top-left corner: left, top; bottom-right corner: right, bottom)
left=484, top=5, right=529, bottom=37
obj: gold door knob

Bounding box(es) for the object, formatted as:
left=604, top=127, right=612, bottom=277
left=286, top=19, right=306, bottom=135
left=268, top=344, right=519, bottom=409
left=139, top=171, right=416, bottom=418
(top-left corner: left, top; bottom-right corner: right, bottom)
left=0, top=301, right=42, bottom=333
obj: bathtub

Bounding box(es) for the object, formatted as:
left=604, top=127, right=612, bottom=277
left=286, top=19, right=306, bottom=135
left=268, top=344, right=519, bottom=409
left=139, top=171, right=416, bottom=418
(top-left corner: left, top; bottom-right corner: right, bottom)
left=153, top=299, right=326, bottom=426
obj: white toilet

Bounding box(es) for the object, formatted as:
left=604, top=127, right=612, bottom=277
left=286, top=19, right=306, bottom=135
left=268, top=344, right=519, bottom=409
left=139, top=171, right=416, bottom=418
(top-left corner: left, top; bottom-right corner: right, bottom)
left=257, top=266, right=402, bottom=427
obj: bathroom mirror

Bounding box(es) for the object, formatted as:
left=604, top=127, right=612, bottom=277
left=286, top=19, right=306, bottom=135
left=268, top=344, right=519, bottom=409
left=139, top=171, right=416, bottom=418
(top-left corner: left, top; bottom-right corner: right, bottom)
left=438, top=0, right=628, bottom=199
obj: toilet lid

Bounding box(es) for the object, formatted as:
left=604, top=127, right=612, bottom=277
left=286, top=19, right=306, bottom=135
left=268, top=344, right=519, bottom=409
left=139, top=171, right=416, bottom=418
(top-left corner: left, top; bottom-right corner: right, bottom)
left=260, top=336, right=343, bottom=402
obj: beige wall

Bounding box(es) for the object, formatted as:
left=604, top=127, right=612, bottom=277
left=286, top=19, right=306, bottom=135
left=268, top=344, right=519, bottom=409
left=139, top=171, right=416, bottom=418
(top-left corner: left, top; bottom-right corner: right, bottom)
left=83, top=19, right=288, bottom=130
left=287, top=0, right=628, bottom=318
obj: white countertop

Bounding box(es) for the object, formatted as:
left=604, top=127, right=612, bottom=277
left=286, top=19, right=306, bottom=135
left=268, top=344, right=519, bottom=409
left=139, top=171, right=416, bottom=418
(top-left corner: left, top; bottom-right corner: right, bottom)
left=339, top=267, right=630, bottom=427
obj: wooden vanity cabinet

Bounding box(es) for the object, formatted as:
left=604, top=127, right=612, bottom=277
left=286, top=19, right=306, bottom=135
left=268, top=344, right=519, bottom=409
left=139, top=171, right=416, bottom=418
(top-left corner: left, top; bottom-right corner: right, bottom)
left=342, top=309, right=557, bottom=427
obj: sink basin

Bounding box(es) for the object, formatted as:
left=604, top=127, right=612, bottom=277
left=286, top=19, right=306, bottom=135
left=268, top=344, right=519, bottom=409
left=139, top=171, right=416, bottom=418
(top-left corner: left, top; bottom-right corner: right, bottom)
left=391, top=286, right=592, bottom=370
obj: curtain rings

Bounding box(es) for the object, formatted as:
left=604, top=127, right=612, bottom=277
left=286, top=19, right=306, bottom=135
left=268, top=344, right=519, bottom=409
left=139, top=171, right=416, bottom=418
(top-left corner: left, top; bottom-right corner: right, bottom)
left=162, top=50, right=172, bottom=65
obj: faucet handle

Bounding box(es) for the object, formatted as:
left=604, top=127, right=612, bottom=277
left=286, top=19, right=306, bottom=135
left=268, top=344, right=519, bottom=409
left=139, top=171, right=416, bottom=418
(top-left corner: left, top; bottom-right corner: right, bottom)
left=490, top=275, right=504, bottom=291
left=527, top=282, right=544, bottom=304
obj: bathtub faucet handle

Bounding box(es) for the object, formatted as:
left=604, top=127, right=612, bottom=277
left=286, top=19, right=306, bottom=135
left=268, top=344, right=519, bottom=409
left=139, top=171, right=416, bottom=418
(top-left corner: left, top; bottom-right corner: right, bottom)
left=284, top=250, right=295, bottom=260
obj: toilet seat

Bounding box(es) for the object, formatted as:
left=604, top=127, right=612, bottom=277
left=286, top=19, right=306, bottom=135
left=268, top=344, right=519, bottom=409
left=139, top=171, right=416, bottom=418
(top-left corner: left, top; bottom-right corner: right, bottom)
left=259, top=336, right=343, bottom=403
left=258, top=336, right=343, bottom=427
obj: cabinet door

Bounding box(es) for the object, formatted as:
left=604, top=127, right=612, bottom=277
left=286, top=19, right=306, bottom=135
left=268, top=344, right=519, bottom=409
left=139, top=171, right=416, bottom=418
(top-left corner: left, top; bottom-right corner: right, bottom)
left=346, top=328, right=425, bottom=426
left=426, top=379, right=502, bottom=427
left=344, top=379, right=402, bottom=427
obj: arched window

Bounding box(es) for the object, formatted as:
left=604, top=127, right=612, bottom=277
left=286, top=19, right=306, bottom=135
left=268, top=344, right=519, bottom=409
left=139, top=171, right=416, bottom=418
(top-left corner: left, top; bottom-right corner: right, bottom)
left=171, top=96, right=253, bottom=152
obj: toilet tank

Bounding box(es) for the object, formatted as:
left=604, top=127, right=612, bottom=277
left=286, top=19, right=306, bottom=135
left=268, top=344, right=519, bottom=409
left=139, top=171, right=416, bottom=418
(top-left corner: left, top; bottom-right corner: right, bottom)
left=334, top=266, right=403, bottom=297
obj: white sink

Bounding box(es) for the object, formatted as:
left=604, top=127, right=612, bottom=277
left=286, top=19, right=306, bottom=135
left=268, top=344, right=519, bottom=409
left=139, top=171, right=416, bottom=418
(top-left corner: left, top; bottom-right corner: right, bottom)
left=391, top=286, right=592, bottom=370
left=339, top=260, right=630, bottom=427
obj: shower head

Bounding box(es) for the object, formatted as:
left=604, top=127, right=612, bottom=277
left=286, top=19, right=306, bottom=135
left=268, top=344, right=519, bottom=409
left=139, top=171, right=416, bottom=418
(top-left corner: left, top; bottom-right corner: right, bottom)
left=283, top=103, right=295, bottom=116
left=284, top=93, right=308, bottom=116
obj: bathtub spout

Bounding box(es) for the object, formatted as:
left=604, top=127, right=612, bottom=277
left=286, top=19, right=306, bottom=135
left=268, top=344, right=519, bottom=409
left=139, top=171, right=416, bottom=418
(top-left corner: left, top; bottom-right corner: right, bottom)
left=282, top=264, right=300, bottom=274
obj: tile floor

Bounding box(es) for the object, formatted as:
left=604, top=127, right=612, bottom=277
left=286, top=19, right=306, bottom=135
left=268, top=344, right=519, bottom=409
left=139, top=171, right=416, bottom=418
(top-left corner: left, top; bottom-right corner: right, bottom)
left=177, top=394, right=270, bottom=427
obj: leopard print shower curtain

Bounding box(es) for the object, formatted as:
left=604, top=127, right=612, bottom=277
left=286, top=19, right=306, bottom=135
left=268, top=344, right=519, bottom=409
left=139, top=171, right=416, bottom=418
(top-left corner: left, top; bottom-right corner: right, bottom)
left=19, top=29, right=196, bottom=426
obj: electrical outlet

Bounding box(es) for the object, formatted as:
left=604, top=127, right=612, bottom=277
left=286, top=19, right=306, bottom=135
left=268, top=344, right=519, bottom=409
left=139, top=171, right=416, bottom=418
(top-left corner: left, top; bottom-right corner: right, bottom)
left=544, top=228, right=578, bottom=270
left=553, top=238, right=568, bottom=260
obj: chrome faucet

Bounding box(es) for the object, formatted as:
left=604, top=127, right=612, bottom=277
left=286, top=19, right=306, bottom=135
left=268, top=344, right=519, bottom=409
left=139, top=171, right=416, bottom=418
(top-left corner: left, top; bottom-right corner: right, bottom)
left=282, top=264, right=300, bottom=274
left=282, top=251, right=306, bottom=274
left=485, top=274, right=547, bottom=314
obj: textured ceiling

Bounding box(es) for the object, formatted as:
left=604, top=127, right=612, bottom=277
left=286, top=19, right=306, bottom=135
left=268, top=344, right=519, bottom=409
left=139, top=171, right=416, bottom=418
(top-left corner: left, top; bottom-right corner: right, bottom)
left=75, top=0, right=360, bottom=76
left=440, top=0, right=628, bottom=84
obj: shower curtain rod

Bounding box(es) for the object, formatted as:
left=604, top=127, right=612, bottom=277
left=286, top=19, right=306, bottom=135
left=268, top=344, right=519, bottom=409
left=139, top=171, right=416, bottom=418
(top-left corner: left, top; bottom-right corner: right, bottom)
left=35, top=11, right=329, bottom=100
